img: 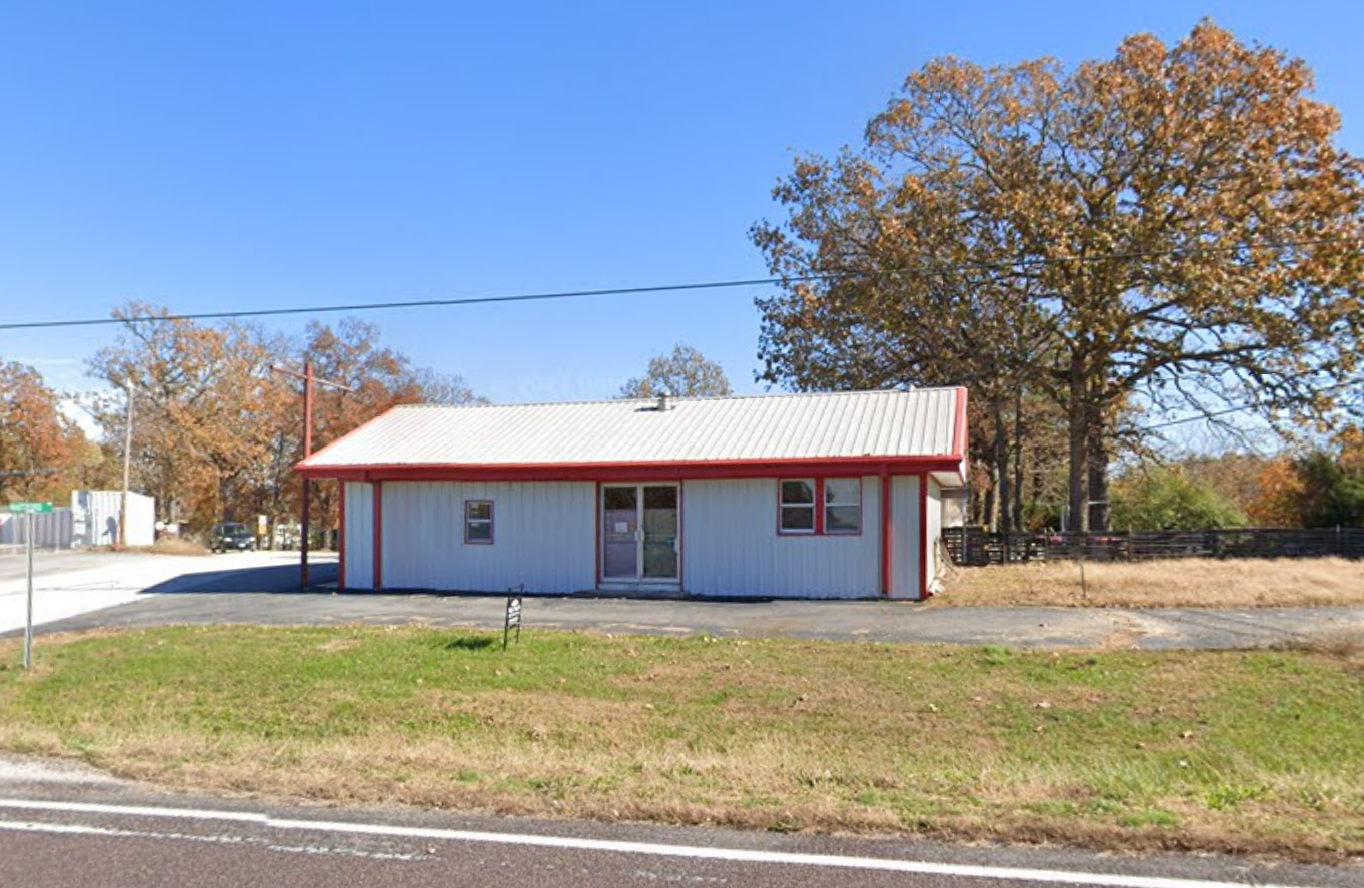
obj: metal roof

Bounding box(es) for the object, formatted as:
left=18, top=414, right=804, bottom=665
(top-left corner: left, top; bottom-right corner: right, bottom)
left=299, top=387, right=965, bottom=475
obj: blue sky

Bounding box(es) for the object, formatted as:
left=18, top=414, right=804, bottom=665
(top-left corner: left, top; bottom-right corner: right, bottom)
left=1, top=1, right=1361, bottom=410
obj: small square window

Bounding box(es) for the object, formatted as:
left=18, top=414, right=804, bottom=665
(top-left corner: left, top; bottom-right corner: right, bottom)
left=465, top=500, right=493, bottom=545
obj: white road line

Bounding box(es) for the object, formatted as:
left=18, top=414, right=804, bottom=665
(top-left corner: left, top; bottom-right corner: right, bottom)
left=0, top=818, right=427, bottom=861
left=0, top=799, right=1320, bottom=888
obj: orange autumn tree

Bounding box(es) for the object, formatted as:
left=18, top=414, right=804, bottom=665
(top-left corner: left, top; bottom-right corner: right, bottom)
left=753, top=20, right=1364, bottom=531
left=0, top=359, right=87, bottom=503
left=1247, top=457, right=1307, bottom=527
left=87, top=303, right=291, bottom=531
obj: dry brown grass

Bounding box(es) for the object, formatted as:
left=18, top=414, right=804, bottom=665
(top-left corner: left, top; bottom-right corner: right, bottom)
left=3, top=627, right=1363, bottom=863
left=937, top=557, right=1364, bottom=608
left=128, top=538, right=209, bottom=557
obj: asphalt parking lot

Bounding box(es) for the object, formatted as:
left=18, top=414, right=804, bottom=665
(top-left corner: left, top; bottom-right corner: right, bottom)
left=4, top=552, right=1360, bottom=650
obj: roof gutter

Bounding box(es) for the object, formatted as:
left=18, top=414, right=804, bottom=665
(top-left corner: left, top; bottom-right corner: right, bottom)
left=295, top=455, right=967, bottom=485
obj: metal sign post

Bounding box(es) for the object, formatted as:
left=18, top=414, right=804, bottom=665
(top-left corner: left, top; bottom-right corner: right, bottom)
left=503, top=585, right=524, bottom=652
left=24, top=512, right=33, bottom=669
left=10, top=502, right=53, bottom=670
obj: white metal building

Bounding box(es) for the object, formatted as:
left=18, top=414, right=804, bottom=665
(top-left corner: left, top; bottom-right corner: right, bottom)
left=297, top=388, right=968, bottom=600
left=71, top=490, right=156, bottom=548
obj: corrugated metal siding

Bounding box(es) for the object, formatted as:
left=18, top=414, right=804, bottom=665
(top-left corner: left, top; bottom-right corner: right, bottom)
left=0, top=509, right=74, bottom=549
left=681, top=477, right=881, bottom=599
left=380, top=481, right=595, bottom=593
left=69, top=491, right=155, bottom=548
left=891, top=475, right=923, bottom=599
left=926, top=477, right=944, bottom=594
left=302, top=388, right=962, bottom=470
left=344, top=482, right=373, bottom=589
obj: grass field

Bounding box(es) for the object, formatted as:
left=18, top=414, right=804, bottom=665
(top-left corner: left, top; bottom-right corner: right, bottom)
left=938, top=558, right=1364, bottom=608
left=2, top=626, right=1362, bottom=862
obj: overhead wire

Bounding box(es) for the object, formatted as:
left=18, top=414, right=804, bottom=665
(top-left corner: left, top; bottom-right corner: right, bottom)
left=0, top=235, right=1356, bottom=332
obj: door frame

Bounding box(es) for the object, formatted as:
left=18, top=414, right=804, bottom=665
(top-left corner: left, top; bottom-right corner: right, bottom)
left=596, top=481, right=682, bottom=590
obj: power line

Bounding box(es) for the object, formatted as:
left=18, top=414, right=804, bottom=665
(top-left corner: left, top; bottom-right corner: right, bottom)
left=1136, top=378, right=1360, bottom=432
left=0, top=236, right=1355, bottom=332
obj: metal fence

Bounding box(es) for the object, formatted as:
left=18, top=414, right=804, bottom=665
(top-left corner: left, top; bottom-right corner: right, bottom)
left=0, top=508, right=74, bottom=553
left=943, top=526, right=1364, bottom=567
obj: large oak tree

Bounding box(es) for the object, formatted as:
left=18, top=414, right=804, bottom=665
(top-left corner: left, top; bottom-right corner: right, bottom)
left=87, top=303, right=290, bottom=529
left=753, top=21, right=1364, bottom=530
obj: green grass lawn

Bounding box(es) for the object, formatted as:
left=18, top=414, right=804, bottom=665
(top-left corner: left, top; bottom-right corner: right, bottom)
left=2, top=626, right=1361, bottom=862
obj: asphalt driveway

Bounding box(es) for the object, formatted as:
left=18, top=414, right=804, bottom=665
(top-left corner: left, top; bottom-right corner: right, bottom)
left=4, top=555, right=1360, bottom=650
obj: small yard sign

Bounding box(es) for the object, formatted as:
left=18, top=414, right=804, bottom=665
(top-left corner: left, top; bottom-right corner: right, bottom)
left=503, top=588, right=524, bottom=651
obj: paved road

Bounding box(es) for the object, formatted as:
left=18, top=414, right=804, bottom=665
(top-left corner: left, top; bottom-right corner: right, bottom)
left=0, top=552, right=1359, bottom=649
left=1, top=757, right=1358, bottom=888
left=0, top=550, right=336, bottom=635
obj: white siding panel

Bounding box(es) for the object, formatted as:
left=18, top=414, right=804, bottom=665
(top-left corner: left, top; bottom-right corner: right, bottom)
left=380, top=481, right=595, bottom=593
left=926, top=476, right=944, bottom=594
left=682, top=477, right=880, bottom=599
left=891, top=475, right=923, bottom=599
left=344, top=482, right=374, bottom=590
left=69, top=491, right=154, bottom=548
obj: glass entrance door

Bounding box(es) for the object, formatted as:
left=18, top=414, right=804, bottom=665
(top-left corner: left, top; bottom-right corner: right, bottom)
left=602, top=486, right=639, bottom=579
left=601, top=484, right=678, bottom=582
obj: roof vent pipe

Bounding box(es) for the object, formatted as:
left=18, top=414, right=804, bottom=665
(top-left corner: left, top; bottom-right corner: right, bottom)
left=656, top=389, right=670, bottom=412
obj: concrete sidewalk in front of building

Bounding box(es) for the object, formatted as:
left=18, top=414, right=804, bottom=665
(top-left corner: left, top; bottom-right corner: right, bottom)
left=9, top=580, right=1362, bottom=651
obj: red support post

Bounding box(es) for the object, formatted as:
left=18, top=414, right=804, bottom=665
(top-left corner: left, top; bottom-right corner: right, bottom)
left=337, top=481, right=346, bottom=591
left=880, top=468, right=892, bottom=598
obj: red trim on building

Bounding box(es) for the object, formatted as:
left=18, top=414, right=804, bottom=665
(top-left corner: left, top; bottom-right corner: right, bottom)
left=880, top=470, right=892, bottom=598
left=918, top=474, right=930, bottom=601
left=372, top=481, right=383, bottom=591
left=298, top=455, right=964, bottom=484
left=337, top=482, right=346, bottom=591
left=951, top=386, right=970, bottom=471
left=676, top=480, right=685, bottom=593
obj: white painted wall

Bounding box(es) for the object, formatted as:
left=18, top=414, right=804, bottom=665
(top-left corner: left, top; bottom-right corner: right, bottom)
left=379, top=481, right=595, bottom=593
left=340, top=474, right=940, bottom=598
left=343, top=482, right=373, bottom=589
left=926, top=476, right=944, bottom=594
left=890, top=475, right=924, bottom=599
left=681, top=477, right=882, bottom=598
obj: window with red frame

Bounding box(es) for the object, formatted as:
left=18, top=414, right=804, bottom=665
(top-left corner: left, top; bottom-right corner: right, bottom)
left=779, top=478, right=861, bottom=535
left=464, top=500, right=493, bottom=544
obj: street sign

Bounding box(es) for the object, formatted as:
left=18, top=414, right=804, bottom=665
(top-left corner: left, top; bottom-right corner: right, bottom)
left=9, top=502, right=53, bottom=514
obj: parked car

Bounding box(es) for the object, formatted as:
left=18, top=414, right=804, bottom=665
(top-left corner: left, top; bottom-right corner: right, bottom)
left=210, top=522, right=256, bottom=553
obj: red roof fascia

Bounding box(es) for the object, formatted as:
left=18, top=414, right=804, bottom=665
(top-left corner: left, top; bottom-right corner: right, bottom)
left=952, top=385, right=969, bottom=477
left=296, top=455, right=965, bottom=484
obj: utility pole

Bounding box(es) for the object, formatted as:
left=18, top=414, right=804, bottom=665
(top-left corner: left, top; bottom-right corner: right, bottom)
left=118, top=385, right=134, bottom=550
left=302, top=361, right=314, bottom=586
left=272, top=363, right=354, bottom=589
